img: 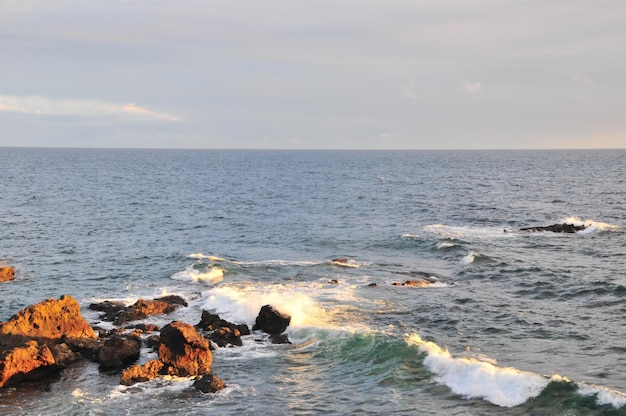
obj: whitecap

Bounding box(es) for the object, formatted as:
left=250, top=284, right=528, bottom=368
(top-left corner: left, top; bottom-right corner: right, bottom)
left=577, top=382, right=626, bottom=409
left=187, top=253, right=225, bottom=261
left=171, top=265, right=224, bottom=284
left=462, top=252, right=476, bottom=264
left=406, top=334, right=550, bottom=407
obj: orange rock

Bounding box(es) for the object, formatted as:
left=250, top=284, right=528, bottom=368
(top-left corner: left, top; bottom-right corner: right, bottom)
left=0, top=340, right=56, bottom=388
left=120, top=359, right=165, bottom=386
left=0, top=266, right=15, bottom=282
left=0, top=295, right=97, bottom=346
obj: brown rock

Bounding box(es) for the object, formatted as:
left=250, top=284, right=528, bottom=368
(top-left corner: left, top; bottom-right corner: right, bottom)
left=0, top=340, right=57, bottom=388
left=89, top=297, right=187, bottom=326
left=193, top=373, right=226, bottom=393
left=158, top=321, right=212, bottom=377
left=209, top=327, right=242, bottom=348
left=0, top=295, right=97, bottom=347
left=394, top=279, right=431, bottom=287
left=119, top=321, right=213, bottom=385
left=0, top=266, right=15, bottom=282
left=120, top=359, right=164, bottom=386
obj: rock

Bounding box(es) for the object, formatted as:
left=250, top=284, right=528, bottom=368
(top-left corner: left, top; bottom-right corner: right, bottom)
left=252, top=305, right=291, bottom=335
left=195, top=310, right=250, bottom=348
left=120, top=359, right=164, bottom=386
left=132, top=323, right=161, bottom=333
left=520, top=223, right=586, bottom=233
left=158, top=321, right=212, bottom=377
left=0, top=295, right=97, bottom=347
left=269, top=334, right=291, bottom=344
left=392, top=280, right=431, bottom=287
left=367, top=283, right=378, bottom=287
left=120, top=321, right=213, bottom=385
left=0, top=295, right=99, bottom=388
left=97, top=336, right=141, bottom=368
left=193, top=373, right=226, bottom=393
left=0, top=340, right=57, bottom=388
left=89, top=297, right=187, bottom=326
left=209, top=327, right=242, bottom=348
left=0, top=266, right=15, bottom=282
left=328, top=279, right=339, bottom=284
left=331, top=258, right=348, bottom=264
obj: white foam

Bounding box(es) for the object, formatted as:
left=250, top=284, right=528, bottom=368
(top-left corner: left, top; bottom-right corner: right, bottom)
left=436, top=242, right=456, bottom=249
left=577, top=383, right=626, bottom=409
left=201, top=285, right=331, bottom=329
left=406, top=334, right=550, bottom=407
left=423, top=224, right=511, bottom=240
left=560, top=216, right=620, bottom=233
left=188, top=253, right=225, bottom=261
left=462, top=252, right=476, bottom=264
left=171, top=265, right=224, bottom=284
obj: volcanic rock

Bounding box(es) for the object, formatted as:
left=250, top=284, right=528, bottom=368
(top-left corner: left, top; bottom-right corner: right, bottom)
left=120, top=321, right=213, bottom=385
left=252, top=305, right=291, bottom=335
left=520, top=223, right=586, bottom=233
left=193, top=373, right=226, bottom=393
left=97, top=335, right=141, bottom=368
left=0, top=295, right=97, bottom=347
left=88, top=296, right=187, bottom=326
left=0, top=266, right=15, bottom=282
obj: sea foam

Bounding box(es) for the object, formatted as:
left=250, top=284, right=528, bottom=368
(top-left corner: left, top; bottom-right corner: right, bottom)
left=406, top=334, right=550, bottom=407
left=171, top=265, right=224, bottom=284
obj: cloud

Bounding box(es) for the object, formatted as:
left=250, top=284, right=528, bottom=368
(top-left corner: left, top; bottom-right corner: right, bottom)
left=570, top=72, right=596, bottom=88
left=0, top=95, right=181, bottom=121
left=462, top=79, right=482, bottom=93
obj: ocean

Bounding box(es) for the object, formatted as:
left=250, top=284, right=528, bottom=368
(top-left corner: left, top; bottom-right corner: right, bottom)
left=0, top=147, right=624, bottom=415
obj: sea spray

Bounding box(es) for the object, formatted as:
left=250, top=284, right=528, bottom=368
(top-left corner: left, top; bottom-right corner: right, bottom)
left=406, top=334, right=550, bottom=407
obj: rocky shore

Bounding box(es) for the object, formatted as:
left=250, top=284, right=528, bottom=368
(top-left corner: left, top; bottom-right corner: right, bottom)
left=0, top=295, right=292, bottom=393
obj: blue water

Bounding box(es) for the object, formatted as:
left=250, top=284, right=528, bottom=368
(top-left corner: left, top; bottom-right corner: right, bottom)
left=0, top=148, right=625, bottom=415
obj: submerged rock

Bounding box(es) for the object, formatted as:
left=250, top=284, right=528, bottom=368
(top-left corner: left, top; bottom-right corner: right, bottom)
left=252, top=305, right=291, bottom=335
left=520, top=223, right=586, bottom=233
left=0, top=266, right=15, bottom=282
left=392, top=279, right=432, bottom=287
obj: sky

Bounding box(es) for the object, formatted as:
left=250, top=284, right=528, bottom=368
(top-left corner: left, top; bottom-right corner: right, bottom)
left=1, top=0, right=625, bottom=149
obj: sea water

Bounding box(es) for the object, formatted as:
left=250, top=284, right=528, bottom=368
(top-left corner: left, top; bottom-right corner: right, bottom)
left=0, top=148, right=624, bottom=415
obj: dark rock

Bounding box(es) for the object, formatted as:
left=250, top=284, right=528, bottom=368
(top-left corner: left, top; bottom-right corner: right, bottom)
left=209, top=327, right=242, bottom=348
left=131, top=323, right=161, bottom=333
left=269, top=334, right=292, bottom=344
left=193, top=373, right=226, bottom=393
left=97, top=336, right=141, bottom=368
left=252, top=305, right=291, bottom=335
left=520, top=223, right=586, bottom=233
left=367, top=283, right=378, bottom=287
left=0, top=266, right=15, bottom=282
left=328, top=279, right=339, bottom=284
left=154, top=295, right=188, bottom=307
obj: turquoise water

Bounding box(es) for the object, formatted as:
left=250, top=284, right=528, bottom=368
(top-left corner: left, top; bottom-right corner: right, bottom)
left=0, top=148, right=625, bottom=415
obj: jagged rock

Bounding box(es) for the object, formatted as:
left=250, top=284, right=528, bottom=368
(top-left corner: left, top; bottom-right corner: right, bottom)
left=88, top=296, right=187, bottom=326
left=120, top=359, right=164, bottom=386
left=120, top=321, right=213, bottom=385
left=0, top=295, right=98, bottom=388
left=209, top=327, right=242, bottom=348
left=0, top=295, right=97, bottom=347
left=269, top=334, right=292, bottom=344
left=0, top=266, right=15, bottom=282
left=132, top=323, right=161, bottom=332
left=0, top=340, right=57, bottom=388
left=252, top=305, right=291, bottom=335
left=97, top=336, right=141, bottom=368
left=195, top=310, right=249, bottom=348
left=158, top=321, right=212, bottom=376
left=193, top=373, right=226, bottom=393
left=520, top=223, right=586, bottom=233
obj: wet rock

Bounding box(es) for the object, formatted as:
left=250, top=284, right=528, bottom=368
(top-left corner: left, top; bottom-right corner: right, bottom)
left=328, top=279, right=339, bottom=284
left=367, top=283, right=378, bottom=287
left=193, top=373, right=226, bottom=393
left=252, top=305, right=291, bottom=335
left=120, top=321, right=213, bottom=385
left=97, top=336, right=141, bottom=368
left=89, top=296, right=187, bottom=326
left=520, top=223, right=586, bottom=233
left=195, top=310, right=250, bottom=348
left=0, top=340, right=57, bottom=388
left=0, top=266, right=15, bottom=282
left=132, top=323, right=161, bottom=333
left=269, top=334, right=292, bottom=344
